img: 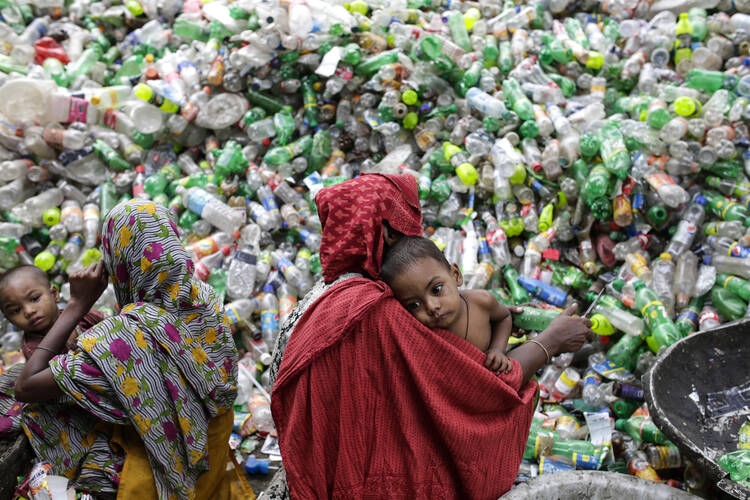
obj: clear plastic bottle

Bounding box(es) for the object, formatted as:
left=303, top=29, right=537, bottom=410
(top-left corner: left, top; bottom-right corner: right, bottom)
left=651, top=253, right=676, bottom=317
left=226, top=246, right=257, bottom=300
left=177, top=186, right=244, bottom=234
left=673, top=251, right=698, bottom=309
left=260, top=284, right=280, bottom=346
left=665, top=196, right=706, bottom=257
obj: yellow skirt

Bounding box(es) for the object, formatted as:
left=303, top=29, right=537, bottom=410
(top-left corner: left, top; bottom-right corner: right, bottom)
left=110, top=409, right=255, bottom=500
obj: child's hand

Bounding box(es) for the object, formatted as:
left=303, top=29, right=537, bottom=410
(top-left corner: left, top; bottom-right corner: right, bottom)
left=485, top=349, right=513, bottom=373
left=69, top=260, right=108, bottom=312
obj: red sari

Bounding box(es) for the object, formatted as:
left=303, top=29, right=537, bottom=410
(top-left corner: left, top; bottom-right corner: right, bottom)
left=271, top=174, right=536, bottom=499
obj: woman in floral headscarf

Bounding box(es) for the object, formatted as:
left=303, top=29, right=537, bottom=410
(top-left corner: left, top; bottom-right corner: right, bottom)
left=14, top=200, right=248, bottom=500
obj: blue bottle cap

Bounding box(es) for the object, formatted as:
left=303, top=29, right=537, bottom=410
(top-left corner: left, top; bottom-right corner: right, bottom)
left=703, top=255, right=712, bottom=265
left=694, top=195, right=706, bottom=205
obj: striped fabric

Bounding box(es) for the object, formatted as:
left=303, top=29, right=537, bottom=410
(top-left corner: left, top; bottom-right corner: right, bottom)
left=23, top=200, right=238, bottom=499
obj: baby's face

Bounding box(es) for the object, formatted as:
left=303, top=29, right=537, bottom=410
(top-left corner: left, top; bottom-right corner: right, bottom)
left=388, top=257, right=463, bottom=330
left=0, top=276, right=59, bottom=334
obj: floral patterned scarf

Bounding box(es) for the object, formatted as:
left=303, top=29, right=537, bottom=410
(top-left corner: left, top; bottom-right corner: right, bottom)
left=23, top=200, right=238, bottom=499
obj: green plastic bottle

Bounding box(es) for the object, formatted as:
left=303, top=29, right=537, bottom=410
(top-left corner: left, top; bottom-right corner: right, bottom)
left=548, top=261, right=592, bottom=289
left=93, top=140, right=130, bottom=171
left=212, top=141, right=247, bottom=180
left=581, top=165, right=612, bottom=203
left=710, top=286, right=746, bottom=321
left=634, top=280, right=682, bottom=352
left=686, top=69, right=738, bottom=92
left=512, top=307, right=560, bottom=331
left=446, top=10, right=472, bottom=51
left=263, top=135, right=313, bottom=165
left=703, top=190, right=750, bottom=226
left=502, top=78, right=534, bottom=120
left=675, top=296, right=704, bottom=336
left=616, top=415, right=669, bottom=444
left=145, top=163, right=181, bottom=198
left=606, top=334, right=643, bottom=371
left=717, top=273, right=750, bottom=301
left=598, top=121, right=630, bottom=180
left=503, top=264, right=530, bottom=304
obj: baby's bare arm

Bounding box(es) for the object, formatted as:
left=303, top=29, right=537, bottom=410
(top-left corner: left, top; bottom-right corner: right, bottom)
left=466, top=291, right=513, bottom=354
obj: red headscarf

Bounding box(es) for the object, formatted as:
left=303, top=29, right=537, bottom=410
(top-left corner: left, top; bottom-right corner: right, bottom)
left=315, top=173, right=423, bottom=283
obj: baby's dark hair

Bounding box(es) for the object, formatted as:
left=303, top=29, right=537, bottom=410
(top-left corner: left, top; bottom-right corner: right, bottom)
left=0, top=265, right=51, bottom=297
left=381, top=236, right=450, bottom=283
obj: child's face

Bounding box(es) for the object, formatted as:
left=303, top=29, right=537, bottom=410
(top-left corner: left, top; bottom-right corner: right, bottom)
left=0, top=275, right=59, bottom=334
left=388, top=257, right=463, bottom=330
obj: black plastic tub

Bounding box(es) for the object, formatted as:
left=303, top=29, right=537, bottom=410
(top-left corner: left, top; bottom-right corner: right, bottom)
left=644, top=319, right=750, bottom=499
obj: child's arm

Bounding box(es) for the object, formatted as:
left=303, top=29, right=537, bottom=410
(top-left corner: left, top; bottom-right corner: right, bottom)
left=15, top=262, right=108, bottom=403
left=484, top=292, right=514, bottom=372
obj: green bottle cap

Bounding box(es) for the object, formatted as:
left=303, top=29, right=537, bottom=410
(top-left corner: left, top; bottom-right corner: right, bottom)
left=402, top=89, right=418, bottom=106
left=674, top=96, right=698, bottom=117
left=402, top=112, right=418, bottom=129
left=34, top=250, right=55, bottom=271
left=43, top=207, right=61, bottom=227
left=82, top=248, right=103, bottom=266
left=509, top=164, right=526, bottom=184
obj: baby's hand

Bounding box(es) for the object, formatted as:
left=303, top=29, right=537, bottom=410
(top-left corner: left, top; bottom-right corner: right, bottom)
left=485, top=349, right=513, bottom=373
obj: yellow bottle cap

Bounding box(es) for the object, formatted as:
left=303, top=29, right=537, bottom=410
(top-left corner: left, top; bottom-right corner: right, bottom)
left=509, top=163, right=526, bottom=184
left=586, top=51, right=604, bottom=70
left=133, top=83, right=153, bottom=102
left=464, top=7, right=480, bottom=30
left=674, top=96, right=697, bottom=117
left=402, top=89, right=418, bottom=105
left=456, top=163, right=478, bottom=185
left=590, top=314, right=615, bottom=336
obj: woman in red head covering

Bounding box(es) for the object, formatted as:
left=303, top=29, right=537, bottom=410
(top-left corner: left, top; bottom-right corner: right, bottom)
left=269, top=173, right=590, bottom=500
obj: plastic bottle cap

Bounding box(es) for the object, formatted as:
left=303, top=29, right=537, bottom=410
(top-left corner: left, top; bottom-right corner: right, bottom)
left=402, top=112, right=418, bottom=130
left=673, top=96, right=696, bottom=117
left=633, top=280, right=645, bottom=290
left=695, top=195, right=706, bottom=205
left=34, top=251, right=55, bottom=271
left=659, top=252, right=672, bottom=260
left=43, top=207, right=61, bottom=227
left=402, top=89, right=418, bottom=106
left=586, top=51, right=604, bottom=70
left=91, top=96, right=101, bottom=105
left=612, top=279, right=624, bottom=292
left=263, top=284, right=274, bottom=293
left=134, top=83, right=153, bottom=102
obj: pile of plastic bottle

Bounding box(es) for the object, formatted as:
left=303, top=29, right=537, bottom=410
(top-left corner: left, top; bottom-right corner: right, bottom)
left=6, top=0, right=750, bottom=493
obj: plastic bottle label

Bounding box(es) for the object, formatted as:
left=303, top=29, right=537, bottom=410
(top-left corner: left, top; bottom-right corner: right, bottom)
left=646, top=172, right=676, bottom=191
left=261, top=309, right=279, bottom=333
left=675, top=306, right=699, bottom=328
left=194, top=261, right=211, bottom=281
left=297, top=228, right=311, bottom=242
left=539, top=457, right=573, bottom=475
left=186, top=190, right=211, bottom=215
left=592, top=360, right=634, bottom=381
left=728, top=242, right=750, bottom=258
left=279, top=295, right=297, bottom=318
left=67, top=97, right=90, bottom=124
left=61, top=204, right=82, bottom=222
left=583, top=371, right=601, bottom=388
left=277, top=257, right=293, bottom=275
left=572, top=452, right=599, bottom=470
left=235, top=251, right=257, bottom=265
left=225, top=305, right=240, bottom=326
left=67, top=233, right=83, bottom=247
left=191, top=238, right=218, bottom=259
